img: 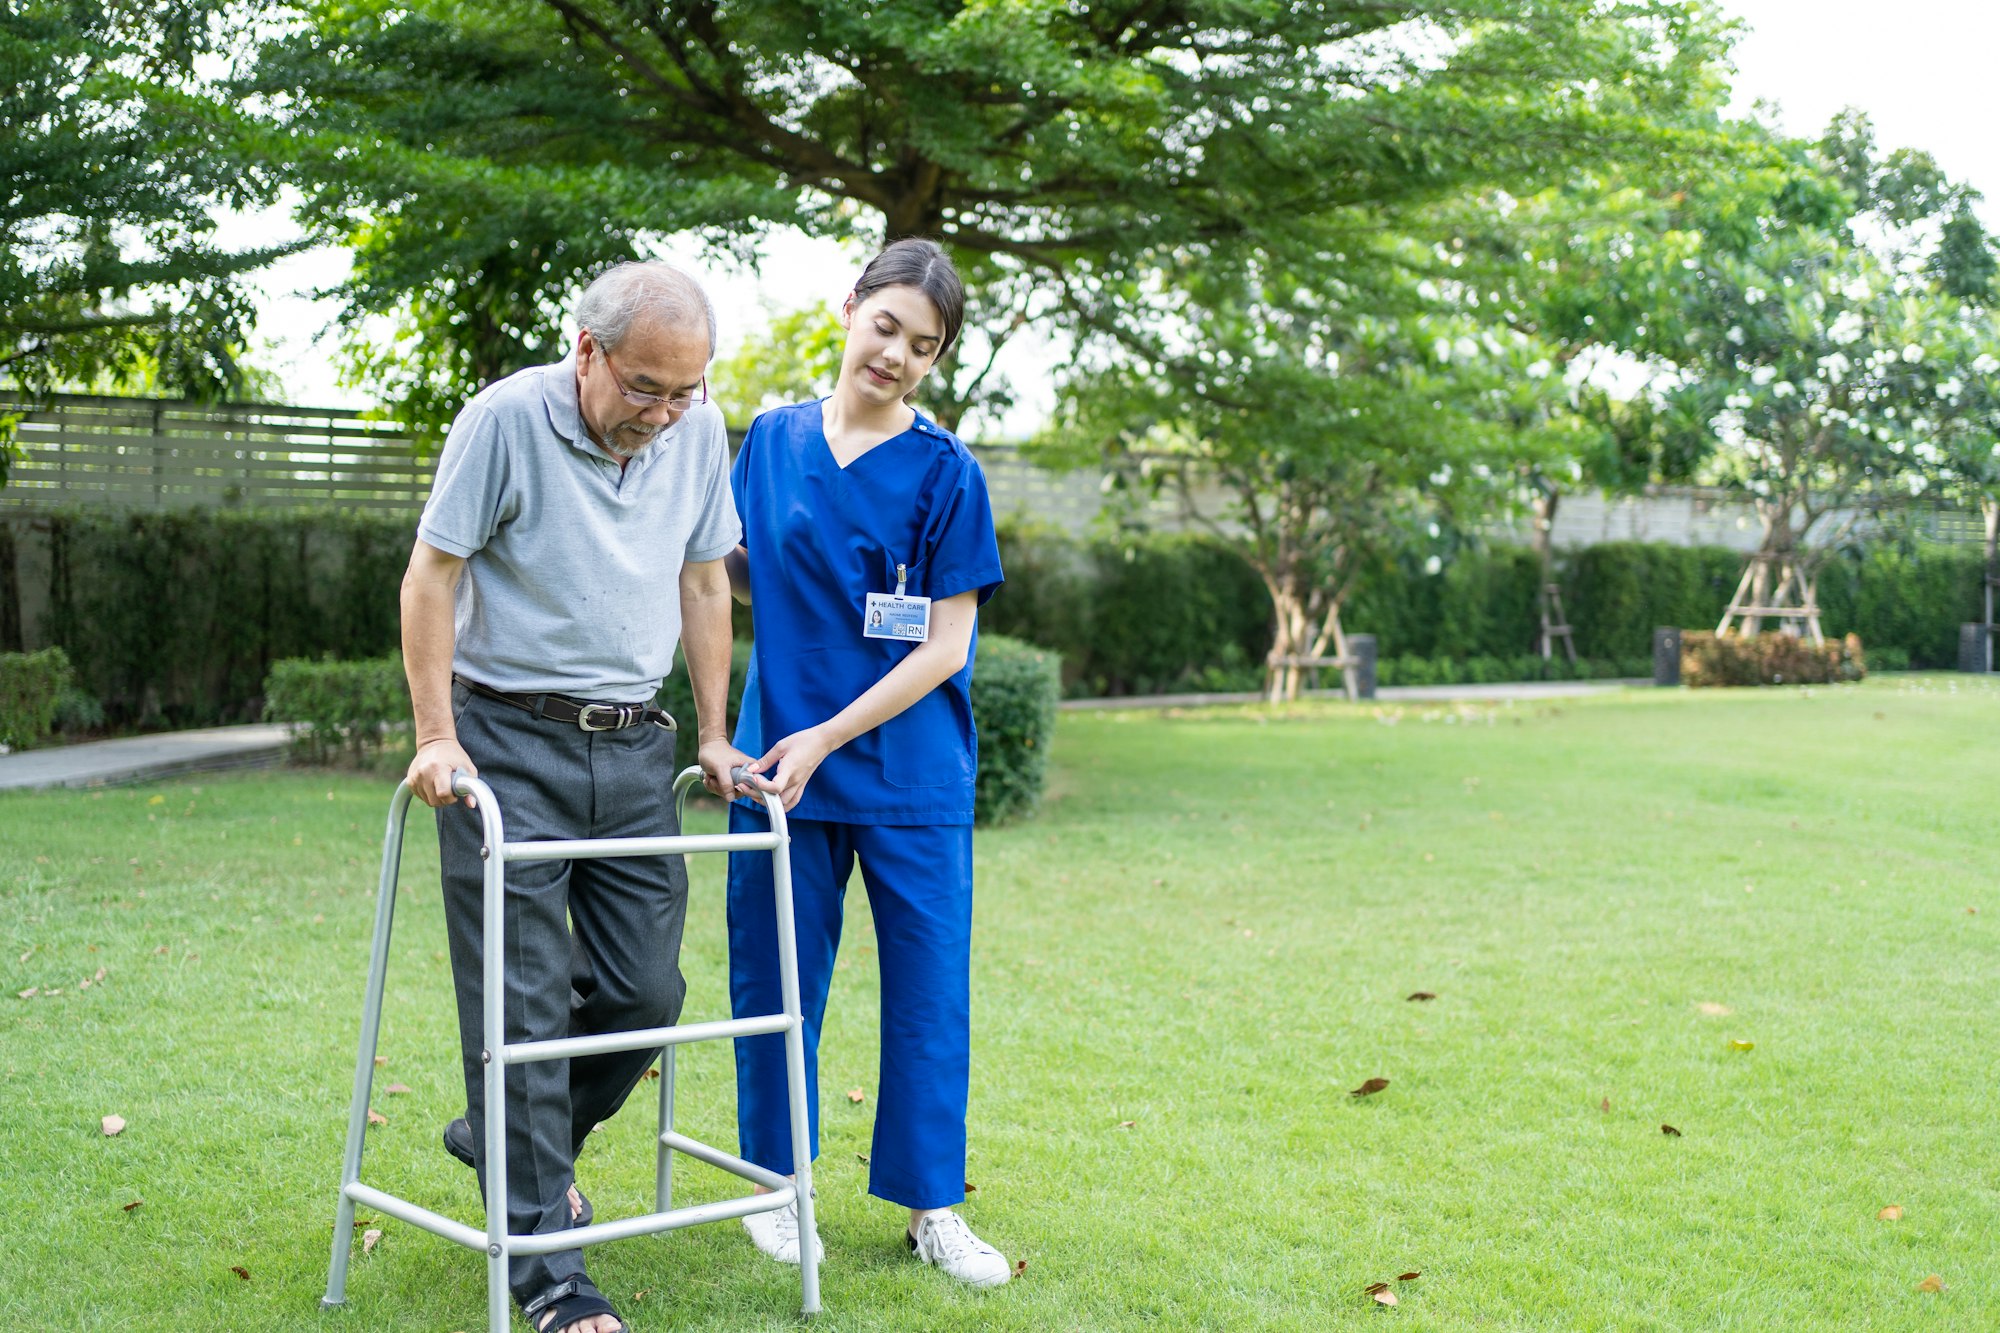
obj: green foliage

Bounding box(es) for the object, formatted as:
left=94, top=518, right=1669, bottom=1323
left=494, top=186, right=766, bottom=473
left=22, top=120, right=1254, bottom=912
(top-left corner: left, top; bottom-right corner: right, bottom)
left=1376, top=654, right=1649, bottom=688
left=0, top=1, right=285, bottom=432
left=653, top=639, right=755, bottom=765
left=991, top=525, right=1983, bottom=687
left=1680, top=632, right=1866, bottom=688
left=969, top=634, right=1061, bottom=826
left=0, top=645, right=73, bottom=749
left=984, top=526, right=1271, bottom=696
left=711, top=305, right=847, bottom=432
left=1563, top=543, right=1747, bottom=660
left=263, top=654, right=410, bottom=764
left=233, top=0, right=1736, bottom=437
left=38, top=509, right=411, bottom=727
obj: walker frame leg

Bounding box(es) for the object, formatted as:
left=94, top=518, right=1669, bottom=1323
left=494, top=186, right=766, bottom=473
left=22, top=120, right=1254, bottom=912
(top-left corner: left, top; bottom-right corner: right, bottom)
left=321, top=784, right=417, bottom=1310
left=656, top=1045, right=677, bottom=1212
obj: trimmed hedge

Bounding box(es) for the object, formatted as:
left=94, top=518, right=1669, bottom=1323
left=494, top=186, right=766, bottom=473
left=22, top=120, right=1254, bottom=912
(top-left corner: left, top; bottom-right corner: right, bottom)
left=991, top=525, right=1986, bottom=686
left=37, top=509, right=411, bottom=727
left=1377, top=654, right=1651, bottom=687
left=1681, top=632, right=1866, bottom=688
left=10, top=509, right=1985, bottom=732
left=258, top=635, right=1058, bottom=824
left=264, top=654, right=411, bottom=763
left=969, top=633, right=1061, bottom=825
left=0, top=646, right=75, bottom=749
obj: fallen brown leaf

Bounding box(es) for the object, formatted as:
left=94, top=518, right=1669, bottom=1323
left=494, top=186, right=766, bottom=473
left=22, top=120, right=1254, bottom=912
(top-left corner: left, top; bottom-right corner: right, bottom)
left=1406, top=991, right=1436, bottom=1002
left=1351, top=1078, right=1390, bottom=1097
left=1363, top=1282, right=1390, bottom=1295
left=373, top=1055, right=388, bottom=1067
left=855, top=1153, right=870, bottom=1165
left=1373, top=1290, right=1399, bottom=1306
left=964, top=1181, right=977, bottom=1192
left=1600, top=1097, right=1611, bottom=1113
left=102, top=1114, right=126, bottom=1136
left=1116, top=1120, right=1137, bottom=1129
left=16, top=988, right=35, bottom=1000
left=1398, top=1271, right=1420, bottom=1281
left=845, top=1088, right=866, bottom=1104
left=1696, top=1002, right=1732, bottom=1017
left=384, top=1083, right=411, bottom=1095
left=122, top=1199, right=143, bottom=1212
left=231, top=1266, right=251, bottom=1281
left=642, top=1068, right=660, bottom=1081
left=367, top=1108, right=387, bottom=1126
left=1013, top=1259, right=1027, bottom=1278
left=1660, top=1124, right=1682, bottom=1137
left=1917, top=1275, right=1944, bottom=1293
left=1878, top=1206, right=1903, bottom=1221
left=362, top=1228, right=383, bottom=1254
left=93, top=966, right=106, bottom=982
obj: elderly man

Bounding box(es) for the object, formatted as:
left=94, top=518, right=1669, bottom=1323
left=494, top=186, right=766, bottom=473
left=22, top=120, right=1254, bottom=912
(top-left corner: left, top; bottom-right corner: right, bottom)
left=401, top=261, right=752, bottom=1333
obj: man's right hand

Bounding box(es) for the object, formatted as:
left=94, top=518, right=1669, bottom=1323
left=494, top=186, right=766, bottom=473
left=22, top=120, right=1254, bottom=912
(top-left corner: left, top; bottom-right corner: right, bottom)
left=408, top=737, right=478, bottom=808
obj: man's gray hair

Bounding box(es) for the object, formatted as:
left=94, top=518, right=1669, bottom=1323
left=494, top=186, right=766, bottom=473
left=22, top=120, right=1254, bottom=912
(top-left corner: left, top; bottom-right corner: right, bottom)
left=576, top=261, right=716, bottom=357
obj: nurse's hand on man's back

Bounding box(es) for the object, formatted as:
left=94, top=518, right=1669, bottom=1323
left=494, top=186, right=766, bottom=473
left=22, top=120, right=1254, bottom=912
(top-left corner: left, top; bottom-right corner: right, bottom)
left=748, top=726, right=834, bottom=812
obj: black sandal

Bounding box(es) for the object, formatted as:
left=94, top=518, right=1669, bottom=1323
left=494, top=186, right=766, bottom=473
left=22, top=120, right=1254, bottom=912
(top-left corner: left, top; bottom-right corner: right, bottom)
left=441, top=1117, right=594, bottom=1226
left=522, top=1276, right=626, bottom=1333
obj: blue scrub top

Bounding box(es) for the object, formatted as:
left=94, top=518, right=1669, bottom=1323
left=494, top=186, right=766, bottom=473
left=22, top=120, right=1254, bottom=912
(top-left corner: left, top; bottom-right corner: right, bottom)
left=731, top=401, right=1005, bottom=824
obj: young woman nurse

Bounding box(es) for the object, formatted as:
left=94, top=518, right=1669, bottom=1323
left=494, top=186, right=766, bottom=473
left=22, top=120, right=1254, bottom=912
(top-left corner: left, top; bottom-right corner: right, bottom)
left=724, top=238, right=1010, bottom=1287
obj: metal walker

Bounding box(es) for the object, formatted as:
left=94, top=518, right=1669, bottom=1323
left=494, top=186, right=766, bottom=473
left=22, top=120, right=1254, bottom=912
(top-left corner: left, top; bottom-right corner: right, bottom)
left=321, top=766, right=819, bottom=1328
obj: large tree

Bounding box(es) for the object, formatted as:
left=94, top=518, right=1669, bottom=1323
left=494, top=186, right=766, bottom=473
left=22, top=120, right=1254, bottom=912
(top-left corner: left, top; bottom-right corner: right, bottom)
left=1, top=0, right=285, bottom=446
left=229, top=0, right=1736, bottom=434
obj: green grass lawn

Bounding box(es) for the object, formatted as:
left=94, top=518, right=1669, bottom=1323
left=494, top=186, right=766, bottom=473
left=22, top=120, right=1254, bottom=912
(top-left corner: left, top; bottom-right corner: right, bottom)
left=5, top=676, right=1997, bottom=1330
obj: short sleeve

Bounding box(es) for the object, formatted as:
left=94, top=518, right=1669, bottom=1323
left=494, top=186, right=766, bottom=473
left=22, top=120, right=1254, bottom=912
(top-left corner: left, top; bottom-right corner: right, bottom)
left=729, top=412, right=761, bottom=553
left=923, top=454, right=1005, bottom=606
left=417, top=403, right=510, bottom=558
left=683, top=408, right=743, bottom=563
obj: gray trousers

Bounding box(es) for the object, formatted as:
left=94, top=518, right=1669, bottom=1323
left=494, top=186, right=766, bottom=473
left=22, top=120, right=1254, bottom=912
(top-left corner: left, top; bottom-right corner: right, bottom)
left=437, top=683, right=690, bottom=1307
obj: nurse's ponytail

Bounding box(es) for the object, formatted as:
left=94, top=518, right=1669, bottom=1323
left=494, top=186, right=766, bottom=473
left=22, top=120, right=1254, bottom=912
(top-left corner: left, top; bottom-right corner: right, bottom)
left=853, top=238, right=965, bottom=357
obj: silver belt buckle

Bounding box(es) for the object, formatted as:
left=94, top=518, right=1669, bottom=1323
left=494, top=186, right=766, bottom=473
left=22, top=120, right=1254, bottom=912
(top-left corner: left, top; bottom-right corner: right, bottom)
left=576, top=703, right=625, bottom=731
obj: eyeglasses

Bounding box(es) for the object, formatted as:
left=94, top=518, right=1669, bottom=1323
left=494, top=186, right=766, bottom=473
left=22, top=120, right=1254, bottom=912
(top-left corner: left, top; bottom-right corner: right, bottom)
left=589, top=335, right=709, bottom=411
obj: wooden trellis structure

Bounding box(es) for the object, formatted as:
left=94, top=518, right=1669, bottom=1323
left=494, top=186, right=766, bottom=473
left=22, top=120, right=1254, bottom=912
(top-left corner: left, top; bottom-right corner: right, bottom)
left=1715, top=551, right=1825, bottom=644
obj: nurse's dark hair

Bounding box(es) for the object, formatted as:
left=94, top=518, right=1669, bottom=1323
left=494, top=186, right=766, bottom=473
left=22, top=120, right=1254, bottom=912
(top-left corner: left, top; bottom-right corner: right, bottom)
left=851, top=238, right=965, bottom=356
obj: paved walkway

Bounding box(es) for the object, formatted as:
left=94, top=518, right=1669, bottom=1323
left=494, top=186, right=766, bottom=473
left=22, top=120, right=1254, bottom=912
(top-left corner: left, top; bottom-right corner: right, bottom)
left=1061, top=679, right=1648, bottom=710
left=0, top=724, right=291, bottom=792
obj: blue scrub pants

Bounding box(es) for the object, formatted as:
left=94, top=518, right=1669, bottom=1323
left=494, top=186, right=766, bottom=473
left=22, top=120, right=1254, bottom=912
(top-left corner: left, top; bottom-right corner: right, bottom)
left=726, top=805, right=973, bottom=1210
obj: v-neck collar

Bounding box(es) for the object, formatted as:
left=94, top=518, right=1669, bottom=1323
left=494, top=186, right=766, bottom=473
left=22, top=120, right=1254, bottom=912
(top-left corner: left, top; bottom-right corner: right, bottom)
left=815, top=397, right=941, bottom=471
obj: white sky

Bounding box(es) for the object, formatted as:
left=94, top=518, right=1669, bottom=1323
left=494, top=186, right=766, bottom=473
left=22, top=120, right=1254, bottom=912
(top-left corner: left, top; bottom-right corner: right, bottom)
left=231, top=0, right=2000, bottom=426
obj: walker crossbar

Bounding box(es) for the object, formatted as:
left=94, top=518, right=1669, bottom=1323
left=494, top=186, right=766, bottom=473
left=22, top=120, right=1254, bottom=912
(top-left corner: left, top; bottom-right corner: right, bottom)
left=321, top=765, right=821, bottom=1329
left=503, top=830, right=782, bottom=861
left=502, top=1013, right=792, bottom=1065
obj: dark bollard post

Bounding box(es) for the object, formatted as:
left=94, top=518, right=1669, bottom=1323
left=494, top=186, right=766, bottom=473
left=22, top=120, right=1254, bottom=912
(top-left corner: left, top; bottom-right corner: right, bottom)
left=1653, top=627, right=1681, bottom=686
left=1960, top=623, right=1988, bottom=674
left=1350, top=634, right=1377, bottom=700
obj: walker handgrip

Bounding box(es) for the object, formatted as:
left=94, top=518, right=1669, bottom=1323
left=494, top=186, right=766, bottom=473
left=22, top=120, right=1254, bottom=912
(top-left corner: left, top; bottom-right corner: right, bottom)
left=730, top=765, right=760, bottom=788
left=450, top=769, right=476, bottom=799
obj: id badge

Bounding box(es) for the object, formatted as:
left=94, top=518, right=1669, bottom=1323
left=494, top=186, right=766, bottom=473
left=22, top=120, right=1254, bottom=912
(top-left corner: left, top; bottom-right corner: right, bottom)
left=864, top=592, right=931, bottom=641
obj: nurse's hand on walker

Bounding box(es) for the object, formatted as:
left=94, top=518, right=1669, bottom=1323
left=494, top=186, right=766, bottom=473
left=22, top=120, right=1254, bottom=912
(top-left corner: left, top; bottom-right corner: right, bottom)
left=743, top=725, right=834, bottom=812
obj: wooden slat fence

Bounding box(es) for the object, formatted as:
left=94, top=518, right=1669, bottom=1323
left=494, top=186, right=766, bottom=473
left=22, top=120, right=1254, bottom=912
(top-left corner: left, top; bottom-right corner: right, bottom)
left=1, top=394, right=433, bottom=513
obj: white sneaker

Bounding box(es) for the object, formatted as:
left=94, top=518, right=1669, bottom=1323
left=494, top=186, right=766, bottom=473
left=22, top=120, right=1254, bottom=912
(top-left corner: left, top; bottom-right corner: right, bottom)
left=742, top=1195, right=823, bottom=1265
left=907, top=1210, right=1010, bottom=1288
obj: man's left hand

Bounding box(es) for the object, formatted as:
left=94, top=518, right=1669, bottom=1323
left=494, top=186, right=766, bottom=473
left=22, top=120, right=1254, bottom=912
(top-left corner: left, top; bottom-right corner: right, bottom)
left=697, top=738, right=770, bottom=800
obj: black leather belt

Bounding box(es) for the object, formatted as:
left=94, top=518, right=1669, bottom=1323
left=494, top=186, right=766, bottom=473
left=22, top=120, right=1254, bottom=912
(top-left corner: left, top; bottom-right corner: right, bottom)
left=455, top=675, right=677, bottom=732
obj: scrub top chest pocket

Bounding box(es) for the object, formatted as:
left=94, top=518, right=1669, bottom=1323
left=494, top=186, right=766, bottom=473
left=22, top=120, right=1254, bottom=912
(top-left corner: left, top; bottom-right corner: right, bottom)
left=864, top=562, right=930, bottom=642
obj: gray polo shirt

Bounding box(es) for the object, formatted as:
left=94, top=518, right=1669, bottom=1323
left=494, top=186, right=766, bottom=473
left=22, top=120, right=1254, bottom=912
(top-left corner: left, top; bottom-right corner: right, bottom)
left=417, top=352, right=741, bottom=701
